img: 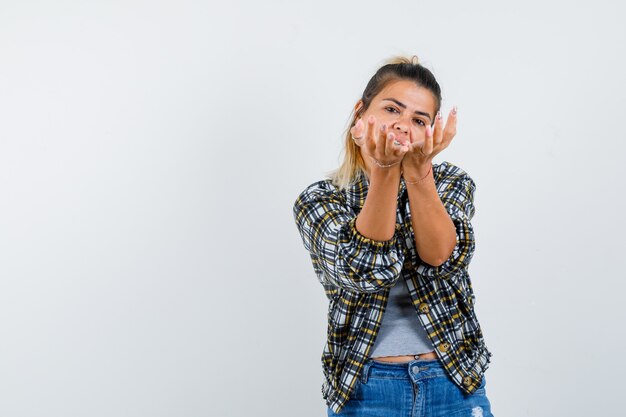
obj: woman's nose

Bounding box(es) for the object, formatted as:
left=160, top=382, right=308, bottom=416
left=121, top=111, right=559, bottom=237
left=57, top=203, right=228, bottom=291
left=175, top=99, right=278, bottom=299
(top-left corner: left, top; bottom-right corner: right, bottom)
left=394, top=124, right=408, bottom=134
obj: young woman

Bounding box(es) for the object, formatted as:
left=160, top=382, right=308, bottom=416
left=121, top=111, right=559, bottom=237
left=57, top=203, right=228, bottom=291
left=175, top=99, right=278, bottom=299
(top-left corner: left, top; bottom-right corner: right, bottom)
left=293, top=56, right=494, bottom=416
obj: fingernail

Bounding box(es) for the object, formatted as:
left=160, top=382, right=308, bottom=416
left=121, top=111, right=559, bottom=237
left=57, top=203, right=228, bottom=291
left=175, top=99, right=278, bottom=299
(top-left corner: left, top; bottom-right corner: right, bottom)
left=380, top=124, right=387, bottom=132
left=368, top=115, right=375, bottom=123
left=452, top=105, right=458, bottom=115
left=436, top=111, right=442, bottom=120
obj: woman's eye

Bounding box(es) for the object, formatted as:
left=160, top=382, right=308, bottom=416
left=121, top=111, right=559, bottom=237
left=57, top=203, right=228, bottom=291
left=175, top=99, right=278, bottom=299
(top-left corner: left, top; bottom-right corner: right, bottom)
left=414, top=119, right=425, bottom=126
left=385, top=106, right=399, bottom=113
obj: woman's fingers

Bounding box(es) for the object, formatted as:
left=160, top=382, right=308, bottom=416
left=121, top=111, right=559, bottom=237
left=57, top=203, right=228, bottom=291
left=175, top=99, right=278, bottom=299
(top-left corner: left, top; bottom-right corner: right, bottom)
left=418, top=106, right=458, bottom=158
left=423, top=124, right=434, bottom=156
left=365, top=115, right=378, bottom=154
left=433, top=111, right=444, bottom=146
left=442, top=106, right=458, bottom=146
left=350, top=118, right=364, bottom=144
left=385, top=131, right=405, bottom=156
left=357, top=115, right=408, bottom=164
left=391, top=133, right=409, bottom=156
left=365, top=115, right=389, bottom=155
left=377, top=122, right=388, bottom=153
left=384, top=129, right=394, bottom=156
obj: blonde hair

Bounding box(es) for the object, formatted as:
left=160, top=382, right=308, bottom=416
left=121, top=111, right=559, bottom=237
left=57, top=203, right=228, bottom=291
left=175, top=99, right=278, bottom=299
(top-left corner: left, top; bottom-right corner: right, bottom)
left=327, top=55, right=442, bottom=191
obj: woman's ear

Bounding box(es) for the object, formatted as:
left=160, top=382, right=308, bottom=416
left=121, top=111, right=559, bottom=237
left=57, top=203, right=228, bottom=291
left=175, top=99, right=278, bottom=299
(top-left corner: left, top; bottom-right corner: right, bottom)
left=354, top=100, right=363, bottom=116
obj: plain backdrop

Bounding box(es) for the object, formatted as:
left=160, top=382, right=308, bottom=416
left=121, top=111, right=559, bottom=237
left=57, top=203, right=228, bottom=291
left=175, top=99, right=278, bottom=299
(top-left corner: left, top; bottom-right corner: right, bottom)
left=1, top=1, right=625, bottom=416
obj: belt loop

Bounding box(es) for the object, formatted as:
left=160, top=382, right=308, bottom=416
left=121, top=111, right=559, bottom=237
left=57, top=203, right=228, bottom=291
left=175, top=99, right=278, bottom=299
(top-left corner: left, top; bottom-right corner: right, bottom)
left=360, top=360, right=373, bottom=384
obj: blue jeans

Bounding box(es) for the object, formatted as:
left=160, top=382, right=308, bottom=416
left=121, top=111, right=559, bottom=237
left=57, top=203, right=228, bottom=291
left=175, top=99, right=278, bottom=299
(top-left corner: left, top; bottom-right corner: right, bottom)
left=327, top=358, right=494, bottom=416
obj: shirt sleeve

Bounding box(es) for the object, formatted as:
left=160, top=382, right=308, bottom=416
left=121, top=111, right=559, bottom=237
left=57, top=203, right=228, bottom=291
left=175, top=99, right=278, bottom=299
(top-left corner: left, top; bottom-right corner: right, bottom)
left=293, top=181, right=405, bottom=293
left=415, top=167, right=476, bottom=282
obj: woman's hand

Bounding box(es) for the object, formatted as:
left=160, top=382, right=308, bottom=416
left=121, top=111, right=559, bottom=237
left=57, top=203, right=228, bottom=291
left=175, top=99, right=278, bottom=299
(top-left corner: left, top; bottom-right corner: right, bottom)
left=403, top=107, right=458, bottom=174
left=351, top=115, right=410, bottom=167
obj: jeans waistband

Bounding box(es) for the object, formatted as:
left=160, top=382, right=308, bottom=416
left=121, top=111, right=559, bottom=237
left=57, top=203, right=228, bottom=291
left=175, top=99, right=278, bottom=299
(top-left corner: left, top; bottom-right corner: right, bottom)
left=360, top=358, right=443, bottom=383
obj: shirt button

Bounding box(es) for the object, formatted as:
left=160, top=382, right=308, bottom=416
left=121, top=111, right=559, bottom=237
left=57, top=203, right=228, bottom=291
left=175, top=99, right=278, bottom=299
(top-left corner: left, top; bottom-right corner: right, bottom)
left=438, top=342, right=450, bottom=353
left=463, top=376, right=473, bottom=386
left=418, top=303, right=430, bottom=314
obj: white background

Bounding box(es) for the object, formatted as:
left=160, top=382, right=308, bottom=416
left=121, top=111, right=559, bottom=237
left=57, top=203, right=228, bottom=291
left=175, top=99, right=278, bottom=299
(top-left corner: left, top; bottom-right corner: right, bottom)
left=1, top=1, right=625, bottom=416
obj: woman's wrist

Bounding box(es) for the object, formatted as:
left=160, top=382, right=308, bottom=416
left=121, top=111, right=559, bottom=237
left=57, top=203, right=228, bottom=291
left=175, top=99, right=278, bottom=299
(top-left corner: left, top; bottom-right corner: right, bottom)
left=370, top=156, right=402, bottom=168
left=402, top=162, right=432, bottom=183
left=371, top=162, right=402, bottom=178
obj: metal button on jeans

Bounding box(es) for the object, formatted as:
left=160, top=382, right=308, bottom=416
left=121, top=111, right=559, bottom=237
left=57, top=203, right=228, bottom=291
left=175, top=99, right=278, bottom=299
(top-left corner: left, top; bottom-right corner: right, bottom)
left=412, top=365, right=420, bottom=374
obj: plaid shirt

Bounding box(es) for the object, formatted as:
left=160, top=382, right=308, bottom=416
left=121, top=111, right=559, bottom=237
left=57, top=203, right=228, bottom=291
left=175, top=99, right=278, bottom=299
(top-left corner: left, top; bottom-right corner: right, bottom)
left=293, top=161, right=493, bottom=414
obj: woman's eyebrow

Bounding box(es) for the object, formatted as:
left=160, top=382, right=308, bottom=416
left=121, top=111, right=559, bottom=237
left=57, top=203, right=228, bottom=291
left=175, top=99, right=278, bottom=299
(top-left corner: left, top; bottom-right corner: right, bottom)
left=382, top=98, right=432, bottom=122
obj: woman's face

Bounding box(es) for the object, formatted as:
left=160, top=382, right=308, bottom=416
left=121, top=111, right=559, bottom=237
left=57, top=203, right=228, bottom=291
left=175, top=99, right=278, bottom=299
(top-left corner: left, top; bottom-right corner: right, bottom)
left=355, top=79, right=437, bottom=173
